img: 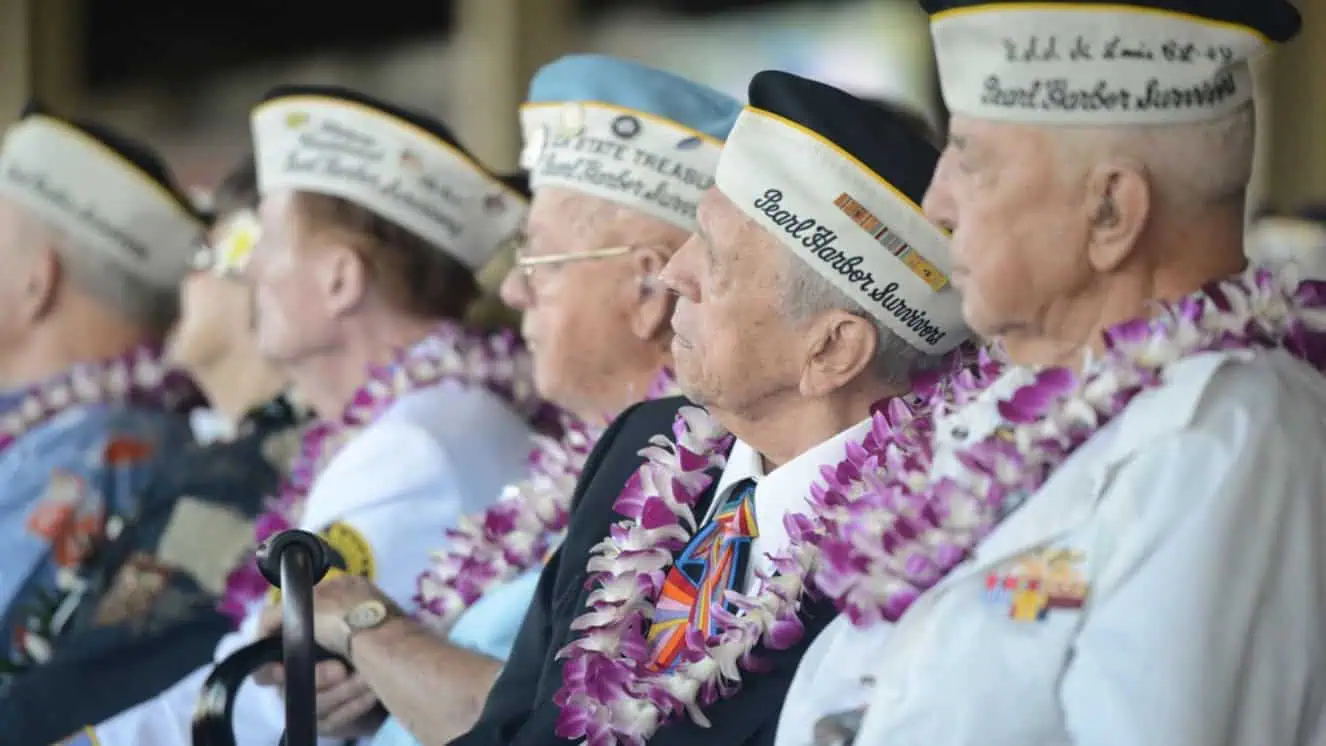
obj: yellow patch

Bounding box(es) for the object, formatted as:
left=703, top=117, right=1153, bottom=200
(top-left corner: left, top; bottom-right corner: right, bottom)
left=323, top=521, right=376, bottom=578
left=266, top=521, right=376, bottom=604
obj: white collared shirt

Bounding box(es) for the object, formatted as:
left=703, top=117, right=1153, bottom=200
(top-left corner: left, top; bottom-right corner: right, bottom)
left=706, top=417, right=875, bottom=589
left=777, top=349, right=1326, bottom=746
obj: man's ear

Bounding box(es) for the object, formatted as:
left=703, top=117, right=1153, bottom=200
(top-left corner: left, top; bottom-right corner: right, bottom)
left=318, top=242, right=370, bottom=319
left=15, top=240, right=62, bottom=324
left=628, top=245, right=674, bottom=341
left=1084, top=160, right=1150, bottom=273
left=798, top=311, right=878, bottom=399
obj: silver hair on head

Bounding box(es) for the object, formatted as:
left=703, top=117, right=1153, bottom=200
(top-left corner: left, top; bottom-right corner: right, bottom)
left=37, top=219, right=178, bottom=335
left=779, top=256, right=952, bottom=386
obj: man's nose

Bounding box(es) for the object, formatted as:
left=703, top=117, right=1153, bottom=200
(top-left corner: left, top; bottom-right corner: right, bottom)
left=499, top=267, right=531, bottom=310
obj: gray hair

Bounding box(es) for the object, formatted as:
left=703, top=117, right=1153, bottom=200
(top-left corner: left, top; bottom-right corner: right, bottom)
left=35, top=219, right=179, bottom=336
left=1050, top=102, right=1256, bottom=208
left=780, top=256, right=951, bottom=386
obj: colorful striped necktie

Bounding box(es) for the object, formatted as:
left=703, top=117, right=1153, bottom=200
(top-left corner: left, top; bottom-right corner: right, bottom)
left=647, top=478, right=759, bottom=672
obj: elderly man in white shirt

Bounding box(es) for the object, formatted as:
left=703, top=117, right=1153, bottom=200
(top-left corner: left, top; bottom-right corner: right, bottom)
left=775, top=1, right=1326, bottom=746
left=58, top=85, right=547, bottom=746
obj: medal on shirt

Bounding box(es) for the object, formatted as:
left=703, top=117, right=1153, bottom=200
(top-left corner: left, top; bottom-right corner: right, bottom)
left=984, top=547, right=1089, bottom=623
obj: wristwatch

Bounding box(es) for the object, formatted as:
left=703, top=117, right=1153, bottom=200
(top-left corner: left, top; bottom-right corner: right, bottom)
left=343, top=599, right=396, bottom=659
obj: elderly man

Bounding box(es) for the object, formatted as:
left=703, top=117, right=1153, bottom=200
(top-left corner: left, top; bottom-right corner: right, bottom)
left=64, top=85, right=545, bottom=746
left=255, top=55, right=741, bottom=746
left=0, top=105, right=202, bottom=679
left=446, top=69, right=969, bottom=746
left=774, top=1, right=1326, bottom=746
left=0, top=154, right=310, bottom=744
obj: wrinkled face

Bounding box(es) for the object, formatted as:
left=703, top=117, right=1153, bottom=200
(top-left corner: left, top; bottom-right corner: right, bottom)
left=498, top=188, right=660, bottom=419
left=658, top=188, right=805, bottom=418
left=922, top=116, right=1090, bottom=344
left=166, top=214, right=260, bottom=373
left=244, top=190, right=339, bottom=365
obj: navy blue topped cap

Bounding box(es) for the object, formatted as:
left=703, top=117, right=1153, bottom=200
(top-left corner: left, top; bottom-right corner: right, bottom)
left=251, top=84, right=528, bottom=270
left=919, top=0, right=1299, bottom=124
left=519, top=54, right=742, bottom=231
left=749, top=71, right=939, bottom=215
left=715, top=71, right=968, bottom=355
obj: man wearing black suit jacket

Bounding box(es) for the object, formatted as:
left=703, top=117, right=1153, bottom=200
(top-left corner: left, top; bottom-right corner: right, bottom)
left=455, top=394, right=843, bottom=746
left=449, top=70, right=972, bottom=746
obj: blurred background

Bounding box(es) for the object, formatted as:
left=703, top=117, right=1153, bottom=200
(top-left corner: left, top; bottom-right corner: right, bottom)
left=0, top=0, right=1321, bottom=212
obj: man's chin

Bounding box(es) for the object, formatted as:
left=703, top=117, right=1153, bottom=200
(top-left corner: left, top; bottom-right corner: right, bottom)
left=671, top=369, right=706, bottom=407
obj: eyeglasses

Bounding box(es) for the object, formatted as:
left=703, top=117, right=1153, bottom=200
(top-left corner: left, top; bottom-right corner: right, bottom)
left=510, top=244, right=636, bottom=297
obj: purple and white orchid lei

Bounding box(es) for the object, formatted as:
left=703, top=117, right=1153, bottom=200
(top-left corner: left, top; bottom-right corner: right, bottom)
left=806, top=262, right=1326, bottom=625
left=0, top=344, right=200, bottom=453
left=552, top=352, right=978, bottom=746
left=219, top=321, right=549, bottom=621
left=553, top=263, right=1326, bottom=745
left=415, top=369, right=680, bottom=631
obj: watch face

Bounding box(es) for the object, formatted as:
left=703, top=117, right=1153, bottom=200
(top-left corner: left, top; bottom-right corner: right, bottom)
left=346, top=600, right=387, bottom=630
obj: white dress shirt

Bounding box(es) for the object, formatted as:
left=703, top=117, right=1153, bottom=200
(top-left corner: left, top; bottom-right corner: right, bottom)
left=776, top=349, right=1326, bottom=746
left=707, top=417, right=875, bottom=588
left=87, top=379, right=535, bottom=746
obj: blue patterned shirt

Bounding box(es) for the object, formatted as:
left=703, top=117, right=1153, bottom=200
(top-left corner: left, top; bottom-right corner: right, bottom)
left=0, top=403, right=192, bottom=674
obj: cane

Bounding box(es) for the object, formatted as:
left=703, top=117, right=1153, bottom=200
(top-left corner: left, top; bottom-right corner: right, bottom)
left=257, top=530, right=333, bottom=746
left=190, top=530, right=337, bottom=746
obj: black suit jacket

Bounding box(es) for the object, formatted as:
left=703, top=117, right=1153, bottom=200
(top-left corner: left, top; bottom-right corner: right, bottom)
left=451, top=396, right=839, bottom=746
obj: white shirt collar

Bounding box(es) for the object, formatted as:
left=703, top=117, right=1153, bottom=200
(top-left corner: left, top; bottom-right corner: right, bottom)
left=709, top=416, right=877, bottom=583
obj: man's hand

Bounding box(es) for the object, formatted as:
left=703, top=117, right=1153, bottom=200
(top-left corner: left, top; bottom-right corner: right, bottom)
left=252, top=659, right=386, bottom=738
left=250, top=574, right=400, bottom=658
left=248, top=575, right=397, bottom=737
left=311, top=660, right=388, bottom=738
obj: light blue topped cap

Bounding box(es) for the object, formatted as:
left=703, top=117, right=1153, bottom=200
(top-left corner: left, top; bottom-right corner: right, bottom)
left=526, top=54, right=741, bottom=143
left=519, top=55, right=742, bottom=230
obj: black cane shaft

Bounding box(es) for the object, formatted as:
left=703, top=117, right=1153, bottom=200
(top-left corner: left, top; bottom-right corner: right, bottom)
left=280, top=545, right=318, bottom=746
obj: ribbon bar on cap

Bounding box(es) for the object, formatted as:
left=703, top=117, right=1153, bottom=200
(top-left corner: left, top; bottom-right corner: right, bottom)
left=930, top=5, right=1268, bottom=125
left=716, top=108, right=965, bottom=355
